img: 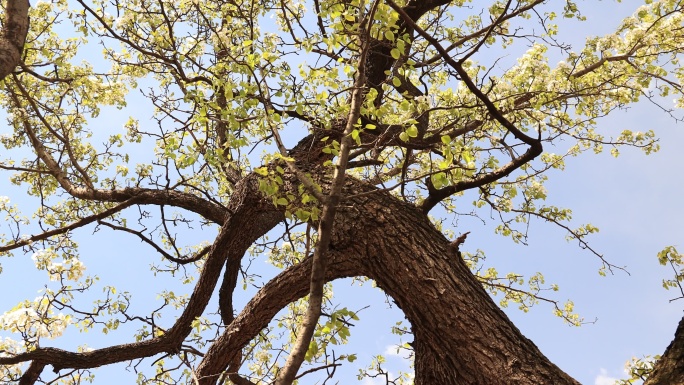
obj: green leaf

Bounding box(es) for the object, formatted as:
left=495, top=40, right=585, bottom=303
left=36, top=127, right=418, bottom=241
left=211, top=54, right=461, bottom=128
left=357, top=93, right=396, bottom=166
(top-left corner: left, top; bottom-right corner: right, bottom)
left=305, top=340, right=319, bottom=362
left=390, top=48, right=401, bottom=59
left=430, top=173, right=448, bottom=189
left=351, top=129, right=361, bottom=145
left=462, top=150, right=473, bottom=164
left=295, top=209, right=310, bottom=222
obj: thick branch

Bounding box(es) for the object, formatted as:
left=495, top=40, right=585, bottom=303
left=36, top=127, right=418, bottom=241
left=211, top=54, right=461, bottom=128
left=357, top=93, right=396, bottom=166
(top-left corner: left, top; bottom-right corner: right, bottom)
left=196, top=177, right=579, bottom=385
left=18, top=361, right=45, bottom=385
left=0, top=178, right=281, bottom=375
left=0, top=337, right=176, bottom=371
left=0, top=0, right=29, bottom=80
left=9, top=82, right=229, bottom=224
left=387, top=0, right=540, bottom=147
left=571, top=54, right=633, bottom=78
left=417, top=0, right=546, bottom=67
left=275, top=5, right=374, bottom=382
left=196, top=251, right=359, bottom=385
left=419, top=144, right=542, bottom=212
left=0, top=199, right=139, bottom=253
left=386, top=1, right=543, bottom=212
left=645, top=314, right=684, bottom=385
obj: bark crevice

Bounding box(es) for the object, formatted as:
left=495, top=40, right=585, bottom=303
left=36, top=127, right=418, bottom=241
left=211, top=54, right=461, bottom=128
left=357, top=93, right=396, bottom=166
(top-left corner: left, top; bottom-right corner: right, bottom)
left=195, top=178, right=581, bottom=385
left=645, top=314, right=684, bottom=385
left=0, top=0, right=29, bottom=81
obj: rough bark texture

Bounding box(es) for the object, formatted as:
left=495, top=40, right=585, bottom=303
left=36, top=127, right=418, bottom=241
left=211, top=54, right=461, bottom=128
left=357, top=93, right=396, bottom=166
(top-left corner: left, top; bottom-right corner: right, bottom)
left=645, top=314, right=684, bottom=385
left=194, top=177, right=581, bottom=385
left=2, top=1, right=682, bottom=384
left=0, top=0, right=29, bottom=80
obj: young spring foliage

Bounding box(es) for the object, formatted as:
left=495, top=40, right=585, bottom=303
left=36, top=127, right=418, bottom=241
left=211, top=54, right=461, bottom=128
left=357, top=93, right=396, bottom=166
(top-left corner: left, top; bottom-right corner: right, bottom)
left=0, top=0, right=683, bottom=384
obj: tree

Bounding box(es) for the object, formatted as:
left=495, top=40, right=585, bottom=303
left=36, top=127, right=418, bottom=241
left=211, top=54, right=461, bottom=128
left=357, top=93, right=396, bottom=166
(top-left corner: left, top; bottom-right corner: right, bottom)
left=0, top=0, right=683, bottom=384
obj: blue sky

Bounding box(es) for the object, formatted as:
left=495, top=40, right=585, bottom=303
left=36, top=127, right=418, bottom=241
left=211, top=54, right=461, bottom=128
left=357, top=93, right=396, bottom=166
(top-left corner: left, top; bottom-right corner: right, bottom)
left=1, top=1, right=683, bottom=384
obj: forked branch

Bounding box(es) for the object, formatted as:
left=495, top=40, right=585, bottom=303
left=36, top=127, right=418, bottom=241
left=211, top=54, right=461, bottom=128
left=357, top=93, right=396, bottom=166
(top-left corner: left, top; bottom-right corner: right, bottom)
left=274, top=2, right=376, bottom=383
left=384, top=0, right=543, bottom=212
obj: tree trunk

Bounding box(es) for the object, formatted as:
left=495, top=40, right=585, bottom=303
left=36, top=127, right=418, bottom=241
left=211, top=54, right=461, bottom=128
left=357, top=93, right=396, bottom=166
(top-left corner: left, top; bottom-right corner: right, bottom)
left=0, top=0, right=29, bottom=80
left=645, top=314, right=684, bottom=385
left=330, top=180, right=580, bottom=385
left=196, top=177, right=581, bottom=385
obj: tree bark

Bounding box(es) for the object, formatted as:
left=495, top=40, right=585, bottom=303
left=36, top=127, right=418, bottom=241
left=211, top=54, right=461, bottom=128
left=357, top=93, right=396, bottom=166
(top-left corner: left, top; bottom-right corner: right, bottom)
left=195, top=177, right=581, bottom=385
left=8, top=1, right=682, bottom=383
left=645, top=314, right=684, bottom=385
left=0, top=0, right=29, bottom=80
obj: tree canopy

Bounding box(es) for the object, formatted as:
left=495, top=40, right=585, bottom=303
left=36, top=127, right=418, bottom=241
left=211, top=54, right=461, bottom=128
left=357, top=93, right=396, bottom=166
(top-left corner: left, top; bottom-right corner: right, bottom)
left=0, top=0, right=683, bottom=384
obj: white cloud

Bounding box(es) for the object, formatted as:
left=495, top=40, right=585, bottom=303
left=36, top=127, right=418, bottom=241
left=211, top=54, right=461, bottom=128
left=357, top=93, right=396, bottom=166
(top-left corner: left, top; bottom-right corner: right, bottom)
left=383, top=344, right=404, bottom=357
left=361, top=378, right=384, bottom=385
left=383, top=344, right=413, bottom=363
left=594, top=368, right=618, bottom=385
